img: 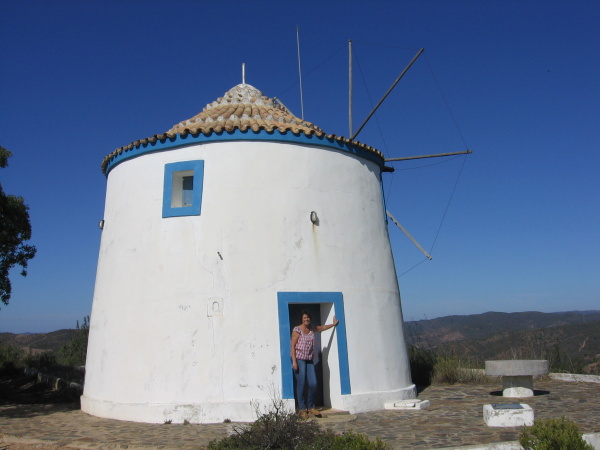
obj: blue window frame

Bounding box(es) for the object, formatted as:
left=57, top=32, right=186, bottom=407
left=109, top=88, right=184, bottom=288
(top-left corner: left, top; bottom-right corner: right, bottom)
left=162, top=160, right=204, bottom=218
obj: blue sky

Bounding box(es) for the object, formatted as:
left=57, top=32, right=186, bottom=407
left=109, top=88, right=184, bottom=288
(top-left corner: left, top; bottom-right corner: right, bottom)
left=1, top=0, right=598, bottom=332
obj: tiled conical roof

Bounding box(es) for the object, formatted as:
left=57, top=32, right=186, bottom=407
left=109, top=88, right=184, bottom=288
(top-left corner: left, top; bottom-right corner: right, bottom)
left=101, top=83, right=383, bottom=174
left=168, top=83, right=325, bottom=135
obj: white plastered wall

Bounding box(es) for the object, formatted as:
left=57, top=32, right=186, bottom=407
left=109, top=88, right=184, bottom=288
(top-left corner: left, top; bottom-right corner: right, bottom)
left=82, top=140, right=415, bottom=423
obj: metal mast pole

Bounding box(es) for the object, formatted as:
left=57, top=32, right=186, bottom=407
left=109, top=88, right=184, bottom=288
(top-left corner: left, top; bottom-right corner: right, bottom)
left=296, top=26, right=305, bottom=120
left=349, top=39, right=353, bottom=137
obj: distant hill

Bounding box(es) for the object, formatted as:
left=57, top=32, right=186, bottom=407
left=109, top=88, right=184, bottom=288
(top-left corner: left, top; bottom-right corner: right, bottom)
left=2, top=310, right=599, bottom=373
left=405, top=310, right=600, bottom=346
left=405, top=311, right=600, bottom=374
left=0, top=329, right=78, bottom=354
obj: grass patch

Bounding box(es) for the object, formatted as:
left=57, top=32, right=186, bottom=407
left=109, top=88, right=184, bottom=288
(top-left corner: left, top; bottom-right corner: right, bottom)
left=409, top=345, right=489, bottom=386
left=431, top=355, right=488, bottom=385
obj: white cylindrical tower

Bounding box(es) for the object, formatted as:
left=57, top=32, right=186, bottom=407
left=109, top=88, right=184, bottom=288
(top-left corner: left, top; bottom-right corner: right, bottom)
left=82, top=83, right=416, bottom=424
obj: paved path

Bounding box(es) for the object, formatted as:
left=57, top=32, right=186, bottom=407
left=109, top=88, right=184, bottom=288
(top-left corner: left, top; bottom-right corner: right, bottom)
left=1, top=376, right=599, bottom=449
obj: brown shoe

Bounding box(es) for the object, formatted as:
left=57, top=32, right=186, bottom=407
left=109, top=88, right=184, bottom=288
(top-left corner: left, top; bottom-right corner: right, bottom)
left=299, top=410, right=309, bottom=419
left=308, top=408, right=322, bottom=418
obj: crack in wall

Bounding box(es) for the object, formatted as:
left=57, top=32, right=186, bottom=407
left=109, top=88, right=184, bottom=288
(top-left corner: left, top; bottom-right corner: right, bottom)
left=262, top=255, right=304, bottom=290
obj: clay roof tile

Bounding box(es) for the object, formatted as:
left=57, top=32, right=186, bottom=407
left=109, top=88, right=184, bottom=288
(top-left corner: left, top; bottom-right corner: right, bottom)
left=101, top=83, right=382, bottom=173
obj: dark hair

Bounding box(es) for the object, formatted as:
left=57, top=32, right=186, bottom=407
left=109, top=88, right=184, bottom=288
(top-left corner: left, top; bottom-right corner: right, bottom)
left=300, top=310, right=312, bottom=321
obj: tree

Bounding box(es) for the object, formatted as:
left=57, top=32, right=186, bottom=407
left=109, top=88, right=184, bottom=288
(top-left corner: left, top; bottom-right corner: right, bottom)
left=0, top=146, right=37, bottom=306
left=60, top=316, right=90, bottom=366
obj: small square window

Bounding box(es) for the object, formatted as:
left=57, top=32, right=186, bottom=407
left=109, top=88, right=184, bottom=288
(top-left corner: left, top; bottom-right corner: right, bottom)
left=163, top=160, right=204, bottom=217
left=170, top=170, right=194, bottom=208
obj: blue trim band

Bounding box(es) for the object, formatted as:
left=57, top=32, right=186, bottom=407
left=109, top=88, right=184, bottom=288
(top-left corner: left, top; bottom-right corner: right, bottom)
left=104, top=129, right=383, bottom=175
left=277, top=292, right=350, bottom=399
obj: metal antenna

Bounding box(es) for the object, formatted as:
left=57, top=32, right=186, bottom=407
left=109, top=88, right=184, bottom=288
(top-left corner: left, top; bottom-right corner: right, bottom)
left=349, top=39, right=353, bottom=137
left=296, top=26, right=305, bottom=120
left=242, top=62, right=246, bottom=85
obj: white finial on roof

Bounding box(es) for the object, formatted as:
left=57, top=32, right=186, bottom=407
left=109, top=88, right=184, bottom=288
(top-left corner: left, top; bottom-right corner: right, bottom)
left=242, top=63, right=246, bottom=85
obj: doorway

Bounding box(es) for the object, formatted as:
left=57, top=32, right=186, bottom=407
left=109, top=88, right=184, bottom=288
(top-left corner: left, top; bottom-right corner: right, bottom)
left=277, top=292, right=351, bottom=406
left=288, top=303, right=324, bottom=408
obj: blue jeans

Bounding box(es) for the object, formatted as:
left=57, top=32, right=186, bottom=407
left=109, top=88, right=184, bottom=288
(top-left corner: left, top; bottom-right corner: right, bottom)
left=295, top=359, right=317, bottom=410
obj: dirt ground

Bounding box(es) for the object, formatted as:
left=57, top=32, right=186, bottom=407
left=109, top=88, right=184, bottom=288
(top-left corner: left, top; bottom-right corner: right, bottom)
left=0, top=373, right=80, bottom=449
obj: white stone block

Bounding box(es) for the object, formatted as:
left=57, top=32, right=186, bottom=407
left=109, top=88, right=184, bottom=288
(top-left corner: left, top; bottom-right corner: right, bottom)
left=483, top=403, right=534, bottom=427
left=384, top=399, right=430, bottom=410
left=583, top=432, right=600, bottom=449
left=503, top=375, right=534, bottom=397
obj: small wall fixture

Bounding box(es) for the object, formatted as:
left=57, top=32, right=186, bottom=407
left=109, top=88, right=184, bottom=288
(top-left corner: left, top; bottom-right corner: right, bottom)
left=98, top=219, right=105, bottom=230
left=310, top=211, right=318, bottom=224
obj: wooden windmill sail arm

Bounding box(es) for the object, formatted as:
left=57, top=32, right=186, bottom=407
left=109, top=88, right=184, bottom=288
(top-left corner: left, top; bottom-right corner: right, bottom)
left=385, top=149, right=472, bottom=162
left=386, top=210, right=433, bottom=260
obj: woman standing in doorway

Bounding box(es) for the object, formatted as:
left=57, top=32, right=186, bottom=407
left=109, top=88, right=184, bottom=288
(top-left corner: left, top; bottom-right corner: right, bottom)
left=291, top=310, right=339, bottom=418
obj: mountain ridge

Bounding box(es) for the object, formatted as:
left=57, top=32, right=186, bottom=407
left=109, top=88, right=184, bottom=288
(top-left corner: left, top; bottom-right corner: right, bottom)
left=2, top=310, right=599, bottom=373
left=405, top=310, right=600, bottom=374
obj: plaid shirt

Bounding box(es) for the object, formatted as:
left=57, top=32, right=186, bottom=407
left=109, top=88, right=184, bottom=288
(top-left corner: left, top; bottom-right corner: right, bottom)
left=293, top=326, right=314, bottom=360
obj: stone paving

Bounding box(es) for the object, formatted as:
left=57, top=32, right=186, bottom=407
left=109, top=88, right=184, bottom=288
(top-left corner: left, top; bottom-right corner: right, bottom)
left=1, top=376, right=599, bottom=449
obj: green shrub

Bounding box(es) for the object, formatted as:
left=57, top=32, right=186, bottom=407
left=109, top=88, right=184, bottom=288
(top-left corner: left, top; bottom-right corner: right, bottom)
left=408, top=345, right=437, bottom=386
left=409, top=346, right=488, bottom=386
left=208, top=399, right=388, bottom=449
left=24, top=350, right=57, bottom=372
left=0, top=342, right=24, bottom=374
left=547, top=344, right=585, bottom=374
left=59, top=316, right=89, bottom=367
left=519, top=417, right=592, bottom=450
left=431, top=355, right=487, bottom=385
left=432, top=355, right=461, bottom=384
left=209, top=399, right=320, bottom=449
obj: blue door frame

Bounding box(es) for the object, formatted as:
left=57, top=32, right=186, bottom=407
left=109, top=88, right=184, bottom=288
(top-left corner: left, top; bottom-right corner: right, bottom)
left=277, top=292, right=351, bottom=399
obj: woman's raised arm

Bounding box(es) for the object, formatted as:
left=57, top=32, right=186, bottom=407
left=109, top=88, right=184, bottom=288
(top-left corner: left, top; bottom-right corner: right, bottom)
left=315, top=316, right=339, bottom=332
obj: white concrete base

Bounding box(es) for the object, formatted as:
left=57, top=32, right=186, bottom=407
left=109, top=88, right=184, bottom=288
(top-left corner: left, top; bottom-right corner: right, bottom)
left=82, top=385, right=417, bottom=424
left=502, top=375, right=534, bottom=397
left=483, top=403, right=533, bottom=427
left=339, top=384, right=417, bottom=414
left=550, top=373, right=600, bottom=384
left=81, top=394, right=295, bottom=424
left=384, top=399, right=430, bottom=410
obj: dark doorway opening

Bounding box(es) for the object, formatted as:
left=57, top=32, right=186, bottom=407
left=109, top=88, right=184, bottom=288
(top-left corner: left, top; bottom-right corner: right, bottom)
left=288, top=303, right=324, bottom=409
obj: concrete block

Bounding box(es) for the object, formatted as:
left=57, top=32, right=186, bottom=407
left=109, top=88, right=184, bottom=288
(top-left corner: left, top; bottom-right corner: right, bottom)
left=486, top=360, right=548, bottom=397
left=384, top=399, right=430, bottom=410
left=583, top=432, right=600, bottom=449
left=485, top=360, right=548, bottom=377
left=483, top=403, right=533, bottom=427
